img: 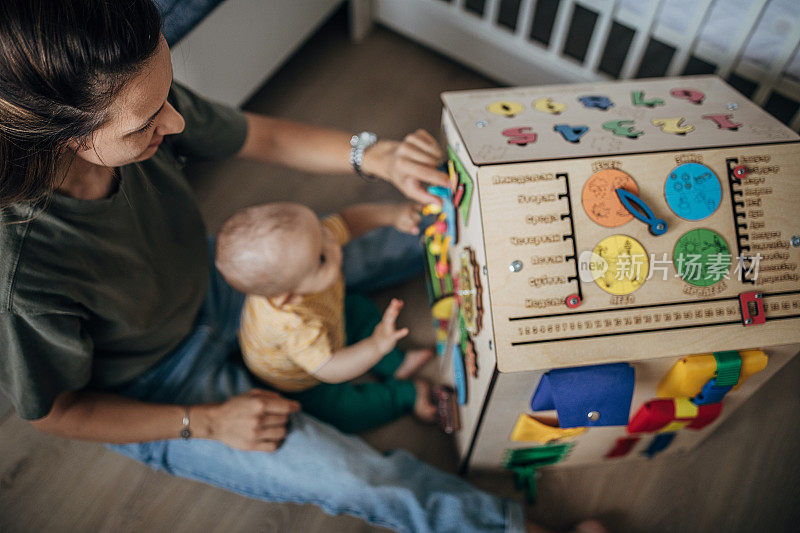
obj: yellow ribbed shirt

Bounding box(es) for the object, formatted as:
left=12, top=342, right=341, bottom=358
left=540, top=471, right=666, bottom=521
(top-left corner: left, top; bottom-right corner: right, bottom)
left=238, top=215, right=350, bottom=392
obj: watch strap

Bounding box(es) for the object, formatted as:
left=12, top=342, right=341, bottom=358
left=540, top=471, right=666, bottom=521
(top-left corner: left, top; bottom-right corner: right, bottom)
left=350, top=132, right=379, bottom=182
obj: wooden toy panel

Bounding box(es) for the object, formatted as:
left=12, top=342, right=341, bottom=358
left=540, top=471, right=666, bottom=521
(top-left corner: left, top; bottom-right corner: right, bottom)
left=477, top=143, right=800, bottom=373
left=441, top=76, right=799, bottom=165
left=439, top=122, right=499, bottom=459
left=467, top=344, right=800, bottom=469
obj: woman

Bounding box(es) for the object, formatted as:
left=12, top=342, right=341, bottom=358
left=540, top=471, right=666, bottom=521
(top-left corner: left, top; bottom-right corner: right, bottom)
left=0, top=2, right=604, bottom=532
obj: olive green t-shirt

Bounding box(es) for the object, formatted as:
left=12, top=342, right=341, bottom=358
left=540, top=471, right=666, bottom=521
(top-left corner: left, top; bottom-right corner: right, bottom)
left=0, top=82, right=248, bottom=420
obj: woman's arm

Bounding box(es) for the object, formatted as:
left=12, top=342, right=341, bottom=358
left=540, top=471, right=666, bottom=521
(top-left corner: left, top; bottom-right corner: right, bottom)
left=237, top=113, right=450, bottom=204
left=30, top=388, right=300, bottom=452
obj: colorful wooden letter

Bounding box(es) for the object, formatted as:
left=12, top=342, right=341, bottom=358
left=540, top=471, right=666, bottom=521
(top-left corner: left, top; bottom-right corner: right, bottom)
left=487, top=100, right=524, bottom=117
left=533, top=97, right=567, bottom=115
left=578, top=95, right=614, bottom=110
left=553, top=124, right=589, bottom=143
left=702, top=113, right=742, bottom=131
left=651, top=117, right=694, bottom=135
left=670, top=88, right=705, bottom=104
left=502, top=126, right=538, bottom=145
left=631, top=90, right=664, bottom=107
left=602, top=119, right=644, bottom=139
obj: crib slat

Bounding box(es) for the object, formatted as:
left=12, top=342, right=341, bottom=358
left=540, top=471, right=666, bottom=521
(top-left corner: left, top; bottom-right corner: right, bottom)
left=665, top=0, right=714, bottom=77
left=485, top=0, right=501, bottom=24
left=582, top=0, right=617, bottom=74
left=751, top=28, right=800, bottom=105
left=549, top=0, right=575, bottom=56
left=715, top=0, right=769, bottom=80
left=790, top=108, right=800, bottom=132
left=516, top=0, right=536, bottom=41
left=618, top=0, right=662, bottom=79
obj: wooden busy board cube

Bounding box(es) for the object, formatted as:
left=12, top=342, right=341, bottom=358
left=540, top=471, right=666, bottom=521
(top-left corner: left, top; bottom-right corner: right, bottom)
left=434, top=76, right=800, bottom=476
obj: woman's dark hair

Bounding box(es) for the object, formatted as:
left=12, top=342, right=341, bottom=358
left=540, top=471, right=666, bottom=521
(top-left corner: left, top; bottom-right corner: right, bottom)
left=0, top=0, right=162, bottom=208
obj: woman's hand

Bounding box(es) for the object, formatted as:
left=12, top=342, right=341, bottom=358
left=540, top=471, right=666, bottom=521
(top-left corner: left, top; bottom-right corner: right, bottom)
left=362, top=129, right=450, bottom=205
left=197, top=389, right=301, bottom=452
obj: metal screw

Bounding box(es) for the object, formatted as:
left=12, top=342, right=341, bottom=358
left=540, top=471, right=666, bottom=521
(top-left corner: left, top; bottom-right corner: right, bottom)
left=744, top=318, right=753, bottom=325
left=510, top=260, right=523, bottom=272
left=791, top=235, right=800, bottom=247
left=754, top=292, right=762, bottom=299
left=482, top=265, right=488, bottom=276
left=476, top=120, right=488, bottom=128
left=587, top=411, right=600, bottom=421
left=727, top=102, right=738, bottom=110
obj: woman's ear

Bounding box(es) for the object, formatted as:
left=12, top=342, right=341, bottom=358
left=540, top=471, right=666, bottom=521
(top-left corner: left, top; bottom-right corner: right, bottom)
left=66, top=137, right=92, bottom=153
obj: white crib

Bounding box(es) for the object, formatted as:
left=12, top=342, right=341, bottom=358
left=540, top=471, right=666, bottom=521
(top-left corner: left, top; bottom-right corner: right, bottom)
left=372, top=0, right=800, bottom=130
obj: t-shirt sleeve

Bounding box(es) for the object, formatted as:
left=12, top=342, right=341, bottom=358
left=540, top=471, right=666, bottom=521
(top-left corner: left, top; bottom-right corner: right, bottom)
left=322, top=214, right=352, bottom=246
left=0, top=311, right=93, bottom=420
left=283, top=319, right=333, bottom=374
left=166, top=81, right=249, bottom=161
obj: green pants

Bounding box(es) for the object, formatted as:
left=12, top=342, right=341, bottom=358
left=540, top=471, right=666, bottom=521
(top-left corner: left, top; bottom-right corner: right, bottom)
left=288, top=293, right=417, bottom=433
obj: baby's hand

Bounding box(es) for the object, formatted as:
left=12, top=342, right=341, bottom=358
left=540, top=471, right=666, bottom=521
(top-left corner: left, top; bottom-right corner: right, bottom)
left=389, top=202, right=422, bottom=235
left=371, top=299, right=409, bottom=354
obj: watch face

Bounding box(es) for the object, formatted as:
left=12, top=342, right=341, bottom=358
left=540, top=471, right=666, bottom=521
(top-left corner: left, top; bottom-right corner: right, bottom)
left=353, top=132, right=377, bottom=148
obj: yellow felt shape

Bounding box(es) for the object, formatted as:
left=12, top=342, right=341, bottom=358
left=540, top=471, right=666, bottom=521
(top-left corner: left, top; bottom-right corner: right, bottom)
left=673, top=398, right=699, bottom=418
left=660, top=421, right=689, bottom=433
left=431, top=296, right=455, bottom=321
left=657, top=350, right=768, bottom=398
left=509, top=414, right=586, bottom=443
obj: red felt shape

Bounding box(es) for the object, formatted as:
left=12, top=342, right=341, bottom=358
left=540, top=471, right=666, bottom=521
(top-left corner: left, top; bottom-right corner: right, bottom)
left=605, top=436, right=640, bottom=459
left=628, top=398, right=724, bottom=434
left=627, top=399, right=675, bottom=433
left=686, top=402, right=723, bottom=429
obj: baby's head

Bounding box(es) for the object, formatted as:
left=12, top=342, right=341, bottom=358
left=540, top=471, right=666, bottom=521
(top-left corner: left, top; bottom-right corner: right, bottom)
left=216, top=202, right=342, bottom=298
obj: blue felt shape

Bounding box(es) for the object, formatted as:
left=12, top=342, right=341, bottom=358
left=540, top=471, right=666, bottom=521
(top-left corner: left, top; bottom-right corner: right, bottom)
left=530, top=374, right=555, bottom=411
left=428, top=186, right=457, bottom=240
left=643, top=432, right=676, bottom=459
left=452, top=344, right=467, bottom=405
left=692, top=378, right=733, bottom=405
left=530, top=363, right=635, bottom=428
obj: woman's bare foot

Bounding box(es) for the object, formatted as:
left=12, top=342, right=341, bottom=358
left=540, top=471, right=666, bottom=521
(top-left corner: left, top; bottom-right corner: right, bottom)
left=394, top=348, right=434, bottom=380
left=573, top=520, right=607, bottom=533
left=412, top=379, right=438, bottom=423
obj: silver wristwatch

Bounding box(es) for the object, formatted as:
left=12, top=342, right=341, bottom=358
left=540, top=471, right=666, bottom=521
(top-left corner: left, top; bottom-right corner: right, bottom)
left=350, top=131, right=378, bottom=181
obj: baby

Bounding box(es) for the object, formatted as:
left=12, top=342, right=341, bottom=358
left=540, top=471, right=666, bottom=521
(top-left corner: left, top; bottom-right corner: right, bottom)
left=215, top=202, right=437, bottom=433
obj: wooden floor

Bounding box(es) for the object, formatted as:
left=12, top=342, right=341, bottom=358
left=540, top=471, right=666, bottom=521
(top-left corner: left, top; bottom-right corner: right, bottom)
left=2, top=10, right=799, bottom=532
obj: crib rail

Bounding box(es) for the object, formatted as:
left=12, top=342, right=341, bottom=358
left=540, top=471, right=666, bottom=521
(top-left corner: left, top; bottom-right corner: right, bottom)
left=374, top=0, right=800, bottom=131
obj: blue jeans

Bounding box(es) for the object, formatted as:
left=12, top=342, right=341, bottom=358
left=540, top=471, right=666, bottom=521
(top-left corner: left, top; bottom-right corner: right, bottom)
left=108, top=228, right=524, bottom=533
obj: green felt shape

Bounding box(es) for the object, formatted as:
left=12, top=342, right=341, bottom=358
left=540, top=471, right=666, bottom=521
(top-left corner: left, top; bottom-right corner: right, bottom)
left=504, top=443, right=573, bottom=503
left=713, top=350, right=742, bottom=387
left=447, top=146, right=475, bottom=224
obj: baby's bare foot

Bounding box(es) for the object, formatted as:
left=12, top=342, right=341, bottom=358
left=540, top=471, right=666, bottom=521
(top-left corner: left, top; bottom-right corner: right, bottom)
left=394, top=348, right=434, bottom=380
left=413, top=379, right=438, bottom=423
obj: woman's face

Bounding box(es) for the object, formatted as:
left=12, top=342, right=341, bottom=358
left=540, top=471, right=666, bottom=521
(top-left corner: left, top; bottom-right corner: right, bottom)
left=74, top=35, right=185, bottom=168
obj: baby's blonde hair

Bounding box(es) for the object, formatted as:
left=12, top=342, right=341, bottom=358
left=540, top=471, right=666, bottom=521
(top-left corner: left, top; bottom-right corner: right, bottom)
left=215, top=203, right=313, bottom=296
